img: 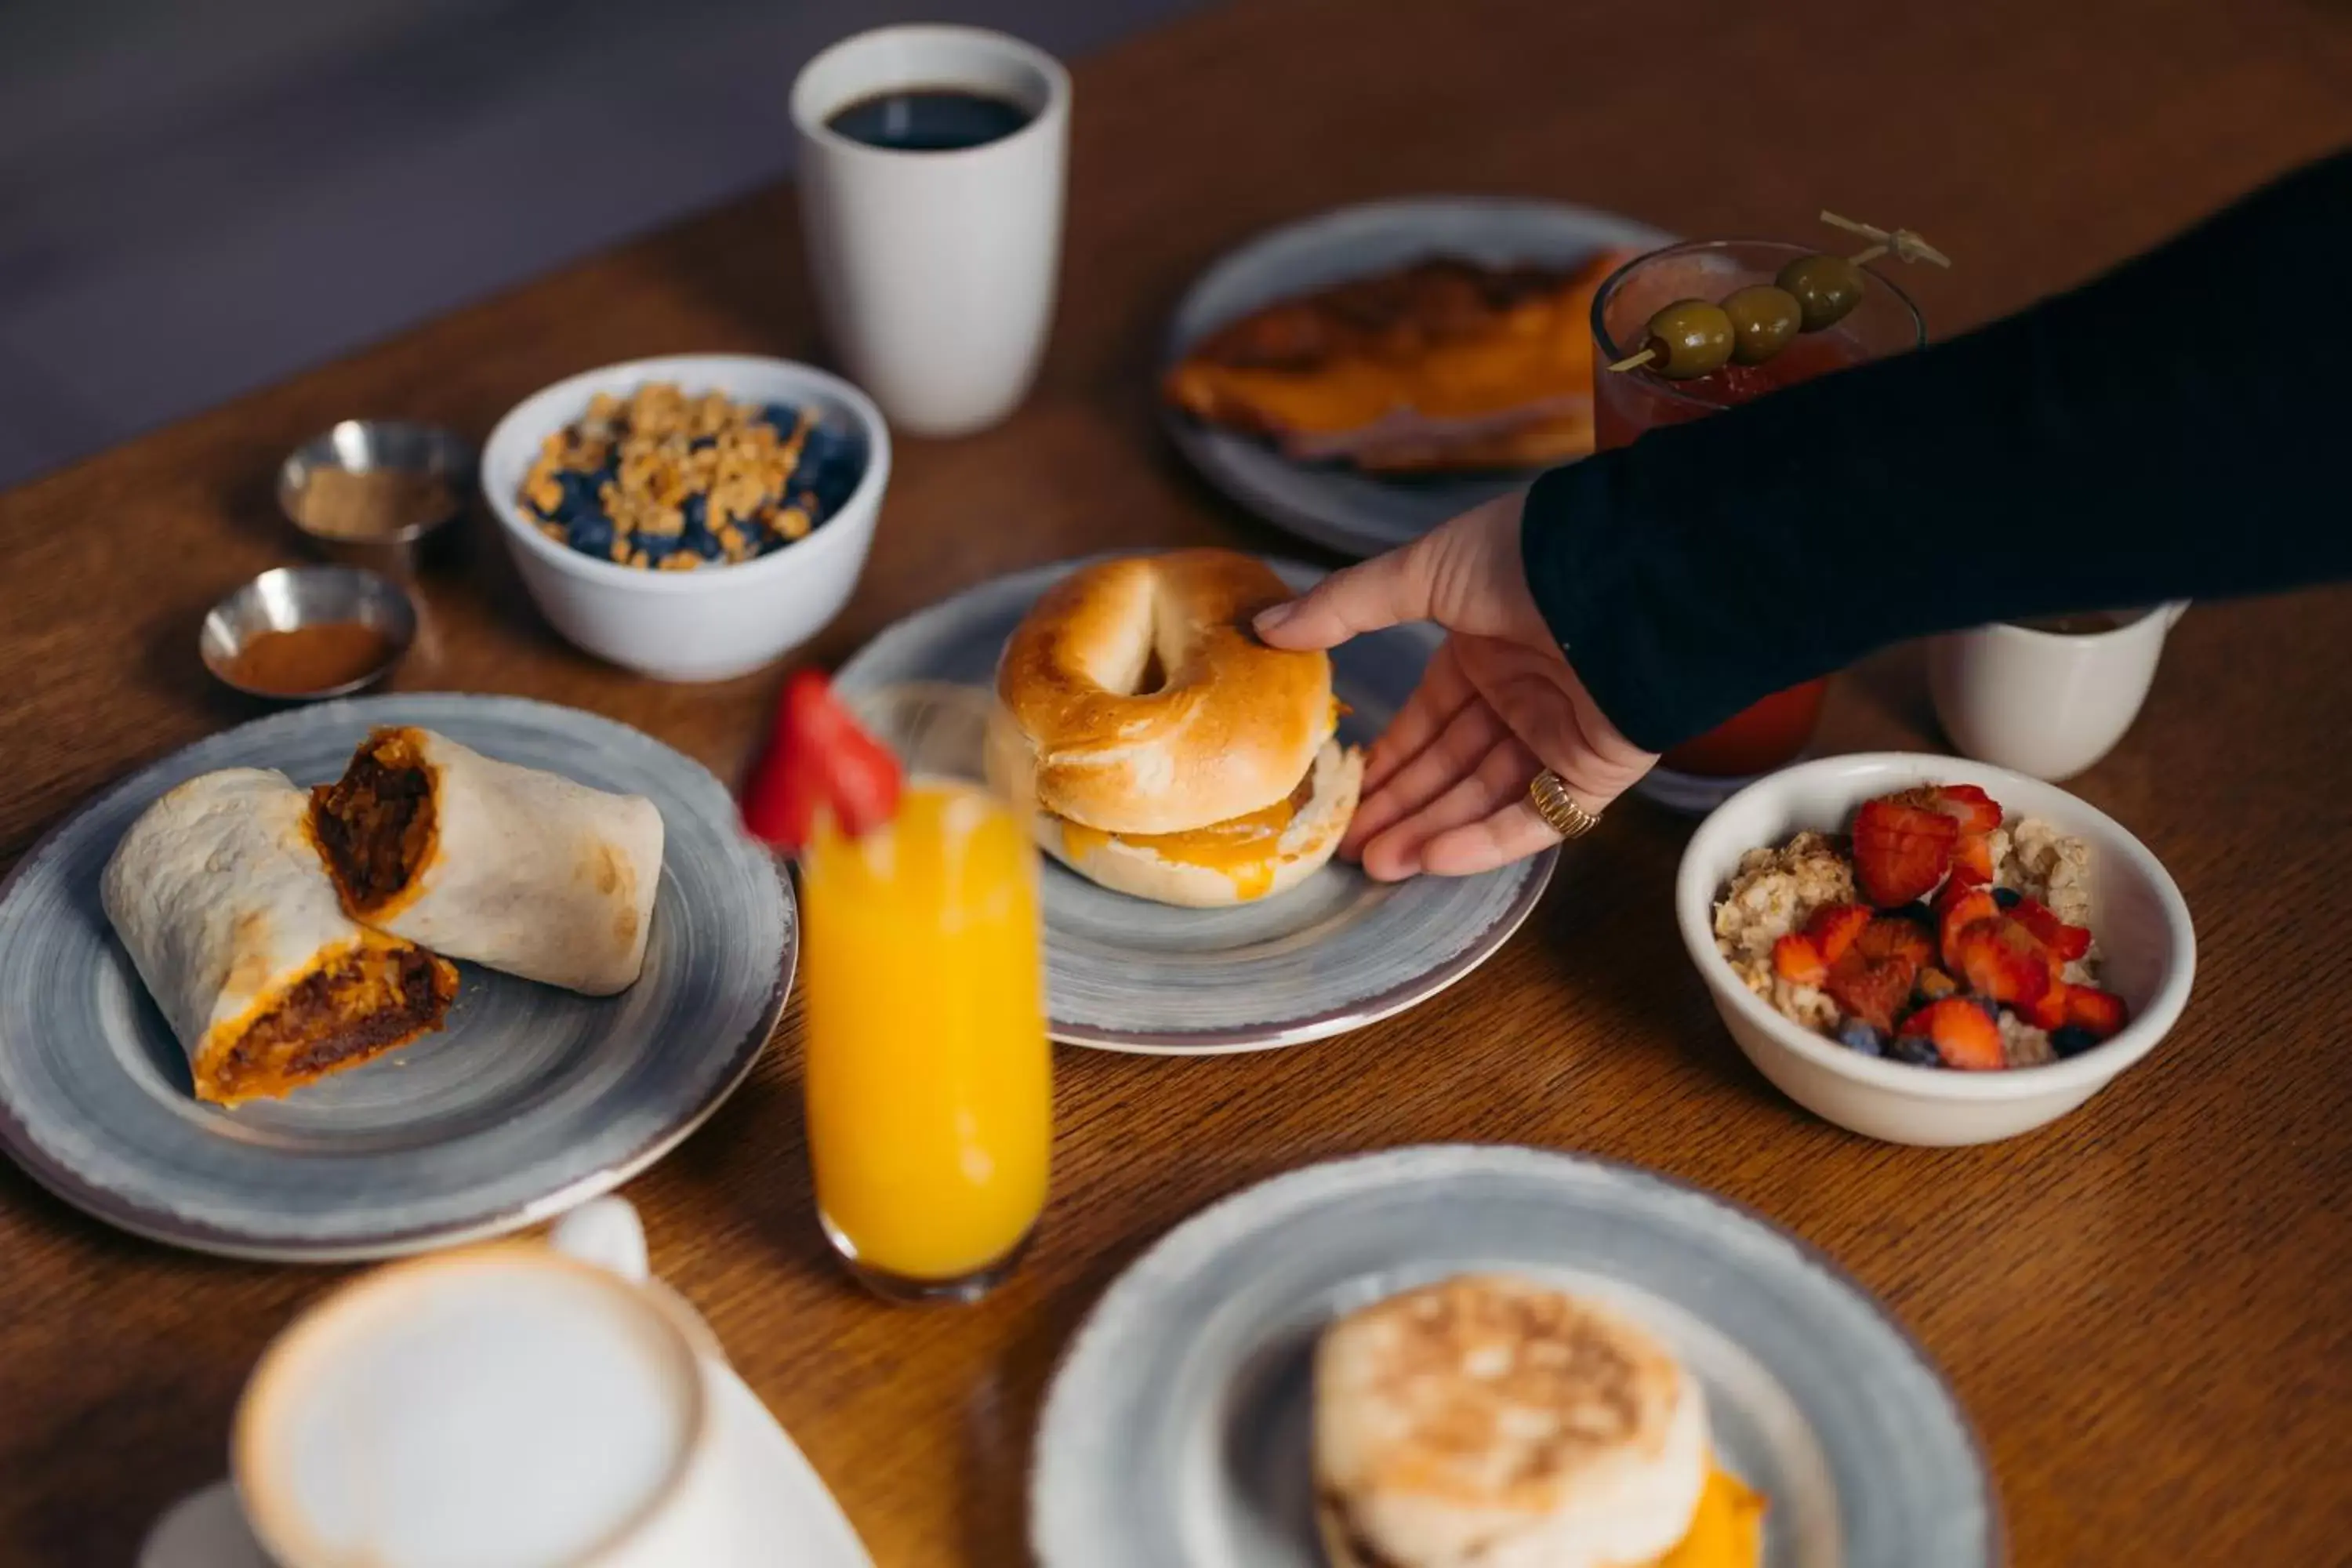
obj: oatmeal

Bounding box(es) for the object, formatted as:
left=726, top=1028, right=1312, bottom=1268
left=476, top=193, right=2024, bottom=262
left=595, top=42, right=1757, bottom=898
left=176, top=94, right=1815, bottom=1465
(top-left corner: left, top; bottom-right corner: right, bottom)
left=1711, top=782, right=2130, bottom=1072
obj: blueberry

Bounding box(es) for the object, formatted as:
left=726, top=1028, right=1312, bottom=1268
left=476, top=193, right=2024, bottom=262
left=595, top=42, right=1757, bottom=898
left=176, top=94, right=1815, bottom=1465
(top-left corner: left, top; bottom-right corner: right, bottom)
left=1889, top=1034, right=1943, bottom=1068
left=690, top=435, right=717, bottom=452
left=637, top=532, right=678, bottom=566
left=812, top=456, right=863, bottom=509
left=1837, top=1020, right=1886, bottom=1057
left=2049, top=1025, right=2100, bottom=1058
left=554, top=469, right=604, bottom=521
left=1992, top=887, right=2022, bottom=909
left=564, top=510, right=615, bottom=557
left=681, top=516, right=724, bottom=561
left=762, top=401, right=802, bottom=435
left=680, top=494, right=707, bottom=530
left=1965, top=993, right=2000, bottom=1020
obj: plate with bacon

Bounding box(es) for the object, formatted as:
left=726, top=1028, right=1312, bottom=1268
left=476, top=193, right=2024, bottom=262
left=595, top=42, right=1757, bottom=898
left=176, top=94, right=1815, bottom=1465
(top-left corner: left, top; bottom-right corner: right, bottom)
left=1160, top=197, right=1668, bottom=558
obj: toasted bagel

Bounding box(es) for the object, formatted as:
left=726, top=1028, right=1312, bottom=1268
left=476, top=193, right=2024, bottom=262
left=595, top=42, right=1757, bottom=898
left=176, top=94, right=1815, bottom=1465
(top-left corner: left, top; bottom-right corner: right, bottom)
left=1313, top=1275, right=1711, bottom=1568
left=994, top=550, right=1334, bottom=837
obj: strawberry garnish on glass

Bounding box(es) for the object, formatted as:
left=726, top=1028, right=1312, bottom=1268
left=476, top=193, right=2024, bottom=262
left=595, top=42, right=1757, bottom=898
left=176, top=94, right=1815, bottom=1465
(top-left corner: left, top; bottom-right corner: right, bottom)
left=740, top=669, right=903, bottom=851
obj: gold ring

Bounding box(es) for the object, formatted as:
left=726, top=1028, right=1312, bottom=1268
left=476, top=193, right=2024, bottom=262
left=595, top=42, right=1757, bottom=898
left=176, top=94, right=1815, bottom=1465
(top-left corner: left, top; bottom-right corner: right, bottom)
left=1528, top=770, right=1601, bottom=841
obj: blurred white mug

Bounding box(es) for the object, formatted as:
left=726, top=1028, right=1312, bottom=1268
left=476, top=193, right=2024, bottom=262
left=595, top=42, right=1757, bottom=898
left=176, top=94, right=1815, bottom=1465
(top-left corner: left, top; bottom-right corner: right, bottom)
left=1927, top=603, right=2188, bottom=780
left=790, top=26, right=1070, bottom=437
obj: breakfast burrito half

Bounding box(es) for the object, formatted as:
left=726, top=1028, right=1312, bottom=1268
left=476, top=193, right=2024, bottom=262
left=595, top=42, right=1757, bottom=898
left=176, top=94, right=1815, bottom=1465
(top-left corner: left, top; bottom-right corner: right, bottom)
left=101, top=768, right=458, bottom=1106
left=309, top=727, right=664, bottom=996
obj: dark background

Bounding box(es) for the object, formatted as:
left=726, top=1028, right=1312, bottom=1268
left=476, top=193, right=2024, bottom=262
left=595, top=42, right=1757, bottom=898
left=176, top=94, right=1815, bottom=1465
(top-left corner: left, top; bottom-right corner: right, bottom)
left=0, top=0, right=1203, bottom=488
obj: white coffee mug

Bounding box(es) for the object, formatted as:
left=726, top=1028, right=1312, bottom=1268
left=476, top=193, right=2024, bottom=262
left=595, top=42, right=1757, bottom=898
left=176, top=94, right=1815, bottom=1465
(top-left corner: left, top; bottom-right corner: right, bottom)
left=228, top=1202, right=744, bottom=1567
left=790, top=26, right=1070, bottom=437
left=1927, top=603, right=2188, bottom=780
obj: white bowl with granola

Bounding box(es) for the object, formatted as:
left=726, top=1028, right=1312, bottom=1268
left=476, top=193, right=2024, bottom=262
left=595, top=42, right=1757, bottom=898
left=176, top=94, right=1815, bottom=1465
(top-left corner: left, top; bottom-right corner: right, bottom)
left=482, top=354, right=891, bottom=682
left=1675, top=753, right=2194, bottom=1145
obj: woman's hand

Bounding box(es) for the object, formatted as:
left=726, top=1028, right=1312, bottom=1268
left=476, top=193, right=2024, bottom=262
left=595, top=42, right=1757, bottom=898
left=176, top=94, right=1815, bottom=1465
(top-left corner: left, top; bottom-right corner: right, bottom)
left=1254, top=490, right=1656, bottom=880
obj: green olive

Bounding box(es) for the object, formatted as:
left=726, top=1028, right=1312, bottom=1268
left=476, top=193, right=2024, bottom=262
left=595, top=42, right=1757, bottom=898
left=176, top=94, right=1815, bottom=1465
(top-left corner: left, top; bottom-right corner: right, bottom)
left=1641, top=298, right=1735, bottom=380
left=1721, top=284, right=1803, bottom=365
left=1775, top=253, right=1867, bottom=332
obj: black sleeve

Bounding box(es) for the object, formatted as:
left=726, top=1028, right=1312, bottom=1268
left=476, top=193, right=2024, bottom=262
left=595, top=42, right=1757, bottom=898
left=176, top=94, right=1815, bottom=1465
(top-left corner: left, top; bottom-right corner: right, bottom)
left=1520, top=147, right=2352, bottom=755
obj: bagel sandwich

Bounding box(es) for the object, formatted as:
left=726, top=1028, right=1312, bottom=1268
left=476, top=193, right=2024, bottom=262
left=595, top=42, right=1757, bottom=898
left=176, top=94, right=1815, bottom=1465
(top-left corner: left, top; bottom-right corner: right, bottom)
left=991, top=549, right=1362, bottom=907
left=1313, top=1276, right=1766, bottom=1568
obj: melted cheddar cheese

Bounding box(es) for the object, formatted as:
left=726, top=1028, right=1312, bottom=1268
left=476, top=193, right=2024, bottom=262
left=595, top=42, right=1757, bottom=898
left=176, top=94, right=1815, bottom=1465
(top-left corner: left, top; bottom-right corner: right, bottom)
left=1656, top=1465, right=1766, bottom=1568
left=1059, top=792, right=1299, bottom=902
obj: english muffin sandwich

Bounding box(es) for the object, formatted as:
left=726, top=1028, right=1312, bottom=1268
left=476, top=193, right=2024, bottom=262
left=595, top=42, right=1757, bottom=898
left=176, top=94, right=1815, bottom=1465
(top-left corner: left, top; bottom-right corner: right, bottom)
left=1314, top=1275, right=1764, bottom=1568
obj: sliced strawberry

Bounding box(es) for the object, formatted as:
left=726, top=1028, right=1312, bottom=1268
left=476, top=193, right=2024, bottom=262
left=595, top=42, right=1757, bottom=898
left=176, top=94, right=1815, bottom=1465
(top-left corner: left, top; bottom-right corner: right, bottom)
left=2010, top=897, right=2093, bottom=963
left=1952, top=917, right=2053, bottom=1009
left=1850, top=797, right=1958, bottom=907
left=2020, top=982, right=2069, bottom=1031
left=1772, top=933, right=1828, bottom=987
left=1824, top=954, right=1918, bottom=1035
left=1900, top=997, right=2006, bottom=1071
left=1925, top=783, right=2004, bottom=834
left=1937, top=889, right=2002, bottom=971
left=1802, top=903, right=1873, bottom=964
left=1948, top=832, right=1995, bottom=887
left=739, top=669, right=903, bottom=850
left=1853, top=916, right=1934, bottom=971
left=2063, top=985, right=2130, bottom=1040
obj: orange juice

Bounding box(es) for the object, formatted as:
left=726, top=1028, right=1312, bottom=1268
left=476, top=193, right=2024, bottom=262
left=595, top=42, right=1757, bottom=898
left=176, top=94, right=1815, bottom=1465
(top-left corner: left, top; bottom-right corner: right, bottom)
left=800, top=779, right=1051, bottom=1286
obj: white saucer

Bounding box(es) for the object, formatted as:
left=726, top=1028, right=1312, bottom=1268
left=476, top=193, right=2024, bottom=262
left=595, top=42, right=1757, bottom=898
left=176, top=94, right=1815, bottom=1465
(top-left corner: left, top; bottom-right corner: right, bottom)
left=140, top=1360, right=871, bottom=1568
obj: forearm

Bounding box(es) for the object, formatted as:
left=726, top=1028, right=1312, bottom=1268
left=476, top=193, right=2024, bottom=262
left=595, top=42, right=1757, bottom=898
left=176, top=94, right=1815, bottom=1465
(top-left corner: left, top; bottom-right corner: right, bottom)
left=1523, top=150, right=2352, bottom=753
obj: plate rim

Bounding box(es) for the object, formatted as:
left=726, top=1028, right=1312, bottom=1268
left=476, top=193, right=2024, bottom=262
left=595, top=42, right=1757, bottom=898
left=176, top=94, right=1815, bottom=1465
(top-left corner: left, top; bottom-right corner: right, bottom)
left=1160, top=193, right=1675, bottom=560
left=1028, top=1142, right=2004, bottom=1568
left=0, top=693, right=795, bottom=1263
left=831, top=553, right=1559, bottom=1054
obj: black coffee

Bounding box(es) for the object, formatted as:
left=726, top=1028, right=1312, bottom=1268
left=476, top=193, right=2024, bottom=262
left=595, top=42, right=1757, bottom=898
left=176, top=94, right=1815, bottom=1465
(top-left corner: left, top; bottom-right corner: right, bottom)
left=826, top=88, right=1033, bottom=152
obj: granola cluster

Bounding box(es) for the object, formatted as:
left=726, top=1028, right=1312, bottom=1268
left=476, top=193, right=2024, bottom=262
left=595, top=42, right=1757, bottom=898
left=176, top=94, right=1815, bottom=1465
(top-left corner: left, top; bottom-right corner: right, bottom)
left=520, top=383, right=865, bottom=571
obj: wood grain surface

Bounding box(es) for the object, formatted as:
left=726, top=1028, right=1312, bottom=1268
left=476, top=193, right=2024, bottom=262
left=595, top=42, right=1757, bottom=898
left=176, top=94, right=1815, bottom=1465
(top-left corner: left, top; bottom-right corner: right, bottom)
left=2, top=1, right=2349, bottom=1562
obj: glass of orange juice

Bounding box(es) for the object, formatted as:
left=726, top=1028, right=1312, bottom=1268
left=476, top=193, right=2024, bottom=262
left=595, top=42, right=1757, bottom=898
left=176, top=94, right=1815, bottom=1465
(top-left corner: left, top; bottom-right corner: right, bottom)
left=796, top=682, right=1051, bottom=1303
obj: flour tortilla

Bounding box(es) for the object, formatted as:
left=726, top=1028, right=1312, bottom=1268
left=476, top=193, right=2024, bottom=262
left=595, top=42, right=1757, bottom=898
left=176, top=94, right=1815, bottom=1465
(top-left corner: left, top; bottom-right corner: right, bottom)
left=316, top=728, right=665, bottom=995
left=100, top=768, right=453, bottom=1105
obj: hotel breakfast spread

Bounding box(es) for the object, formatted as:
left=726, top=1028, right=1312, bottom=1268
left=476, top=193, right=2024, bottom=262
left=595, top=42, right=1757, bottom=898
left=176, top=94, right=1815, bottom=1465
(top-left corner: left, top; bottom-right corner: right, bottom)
left=1163, top=251, right=1635, bottom=473
left=1314, top=1275, right=1763, bottom=1568
left=517, top=381, right=866, bottom=569
left=990, top=548, right=1362, bottom=906
left=1713, top=782, right=2129, bottom=1069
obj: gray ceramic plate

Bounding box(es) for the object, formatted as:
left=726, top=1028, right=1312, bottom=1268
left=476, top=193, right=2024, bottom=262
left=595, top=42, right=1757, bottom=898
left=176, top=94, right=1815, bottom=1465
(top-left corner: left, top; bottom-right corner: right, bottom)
left=1032, top=1145, right=1999, bottom=1568
left=1163, top=198, right=1671, bottom=559
left=0, top=695, right=793, bottom=1261
left=832, top=558, right=1554, bottom=1054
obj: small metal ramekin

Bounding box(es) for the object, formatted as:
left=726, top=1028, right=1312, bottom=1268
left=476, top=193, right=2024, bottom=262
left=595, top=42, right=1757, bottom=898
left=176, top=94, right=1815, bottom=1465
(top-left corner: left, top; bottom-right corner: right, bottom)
left=277, top=419, right=473, bottom=577
left=199, top=565, right=417, bottom=701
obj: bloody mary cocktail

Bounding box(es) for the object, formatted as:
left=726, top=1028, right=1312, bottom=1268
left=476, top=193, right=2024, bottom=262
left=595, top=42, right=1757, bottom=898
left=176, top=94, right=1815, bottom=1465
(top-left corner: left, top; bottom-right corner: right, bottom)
left=1591, top=240, right=1925, bottom=812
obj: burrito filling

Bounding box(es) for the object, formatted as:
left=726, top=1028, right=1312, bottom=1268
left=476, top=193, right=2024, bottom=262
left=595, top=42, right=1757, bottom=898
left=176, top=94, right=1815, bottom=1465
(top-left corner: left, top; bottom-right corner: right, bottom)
left=310, top=730, right=437, bottom=913
left=206, top=939, right=455, bottom=1104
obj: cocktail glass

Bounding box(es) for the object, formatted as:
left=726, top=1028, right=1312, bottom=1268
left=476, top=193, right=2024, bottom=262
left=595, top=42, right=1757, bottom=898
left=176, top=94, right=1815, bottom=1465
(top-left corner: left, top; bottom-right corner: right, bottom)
left=797, top=682, right=1051, bottom=1303
left=1591, top=240, right=1926, bottom=813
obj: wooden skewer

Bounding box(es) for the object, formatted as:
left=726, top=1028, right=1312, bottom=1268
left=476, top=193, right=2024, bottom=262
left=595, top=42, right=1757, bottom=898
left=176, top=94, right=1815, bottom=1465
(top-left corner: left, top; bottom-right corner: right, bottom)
left=1822, top=211, right=1955, bottom=268
left=1820, top=209, right=1889, bottom=243
left=1606, top=348, right=1657, bottom=373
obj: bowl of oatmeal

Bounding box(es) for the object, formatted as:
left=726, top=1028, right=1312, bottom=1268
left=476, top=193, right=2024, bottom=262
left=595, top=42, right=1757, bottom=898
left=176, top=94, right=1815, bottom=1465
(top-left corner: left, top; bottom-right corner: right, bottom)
left=1675, top=754, right=2194, bottom=1145
left=482, top=354, right=890, bottom=681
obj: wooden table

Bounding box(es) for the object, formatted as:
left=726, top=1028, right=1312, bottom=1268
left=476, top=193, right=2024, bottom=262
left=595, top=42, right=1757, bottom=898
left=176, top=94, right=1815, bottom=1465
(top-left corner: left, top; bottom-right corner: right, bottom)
left=3, top=1, right=2348, bottom=1561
